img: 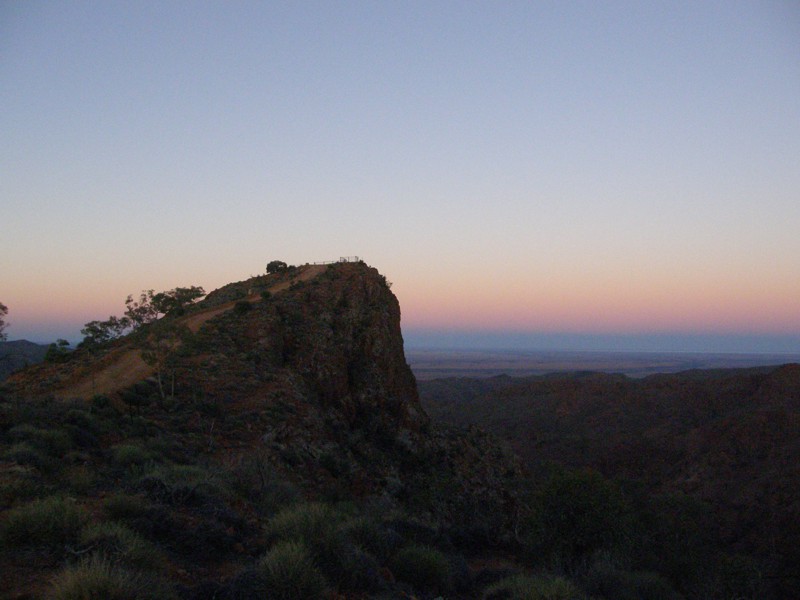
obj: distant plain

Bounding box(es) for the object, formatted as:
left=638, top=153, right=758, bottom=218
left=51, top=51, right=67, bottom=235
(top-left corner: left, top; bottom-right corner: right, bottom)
left=406, top=348, right=800, bottom=379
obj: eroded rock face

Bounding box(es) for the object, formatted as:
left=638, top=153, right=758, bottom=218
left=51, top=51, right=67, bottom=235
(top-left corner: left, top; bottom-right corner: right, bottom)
left=192, top=262, right=427, bottom=432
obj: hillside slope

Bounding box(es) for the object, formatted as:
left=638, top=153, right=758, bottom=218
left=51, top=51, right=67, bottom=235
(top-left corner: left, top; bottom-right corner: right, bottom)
left=1, top=261, right=522, bottom=599
left=0, top=340, right=48, bottom=380
left=420, top=365, right=800, bottom=594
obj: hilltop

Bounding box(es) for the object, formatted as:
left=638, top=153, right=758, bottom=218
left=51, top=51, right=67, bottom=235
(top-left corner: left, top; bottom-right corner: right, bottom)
left=1, top=261, right=522, bottom=599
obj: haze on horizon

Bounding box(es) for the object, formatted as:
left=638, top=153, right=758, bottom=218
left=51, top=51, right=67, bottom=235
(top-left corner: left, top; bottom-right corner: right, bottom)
left=2, top=2, right=799, bottom=354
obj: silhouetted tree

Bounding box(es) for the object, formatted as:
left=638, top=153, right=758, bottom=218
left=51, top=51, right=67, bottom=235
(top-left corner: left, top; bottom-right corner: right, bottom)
left=80, top=316, right=130, bottom=350
left=140, top=321, right=191, bottom=404
left=124, top=290, right=160, bottom=329
left=267, top=260, right=288, bottom=274
left=125, top=286, right=206, bottom=328
left=0, top=302, right=8, bottom=341
left=151, top=286, right=205, bottom=317
left=44, top=339, right=71, bottom=363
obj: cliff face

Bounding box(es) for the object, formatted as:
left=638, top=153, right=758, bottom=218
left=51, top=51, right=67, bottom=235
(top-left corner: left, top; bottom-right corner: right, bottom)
left=190, top=262, right=427, bottom=432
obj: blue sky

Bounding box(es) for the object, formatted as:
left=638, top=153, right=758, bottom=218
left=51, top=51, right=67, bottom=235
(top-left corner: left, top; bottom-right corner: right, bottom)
left=2, top=1, right=799, bottom=353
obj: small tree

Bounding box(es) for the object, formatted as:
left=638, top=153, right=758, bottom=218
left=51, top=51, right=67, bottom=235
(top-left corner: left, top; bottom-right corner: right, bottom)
left=0, top=301, right=8, bottom=341
left=80, top=316, right=130, bottom=350
left=125, top=285, right=205, bottom=328
left=44, top=339, right=71, bottom=363
left=124, top=291, right=160, bottom=329
left=267, top=260, right=288, bottom=274
left=151, top=286, right=205, bottom=317
left=140, top=321, right=190, bottom=405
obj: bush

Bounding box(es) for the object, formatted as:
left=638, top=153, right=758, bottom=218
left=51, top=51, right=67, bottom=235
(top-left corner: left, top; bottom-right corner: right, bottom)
left=47, top=556, right=176, bottom=600
left=258, top=540, right=328, bottom=600
left=8, top=424, right=72, bottom=456
left=78, top=522, right=164, bottom=571
left=339, top=515, right=397, bottom=561
left=582, top=553, right=682, bottom=600
left=522, top=467, right=632, bottom=572
left=136, top=464, right=228, bottom=507
left=4, top=442, right=54, bottom=472
left=1, top=496, right=87, bottom=550
left=103, top=493, right=151, bottom=523
left=483, top=573, right=584, bottom=600
left=390, top=544, right=452, bottom=594
left=267, top=502, right=347, bottom=577
left=111, top=444, right=155, bottom=469
left=234, top=300, right=252, bottom=314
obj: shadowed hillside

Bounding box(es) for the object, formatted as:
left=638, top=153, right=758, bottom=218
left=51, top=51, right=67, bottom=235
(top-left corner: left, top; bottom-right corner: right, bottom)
left=420, top=365, right=800, bottom=598
left=0, top=340, right=48, bottom=381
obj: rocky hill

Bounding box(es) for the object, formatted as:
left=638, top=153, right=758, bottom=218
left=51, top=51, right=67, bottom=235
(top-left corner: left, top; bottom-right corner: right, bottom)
left=1, top=262, right=523, bottom=599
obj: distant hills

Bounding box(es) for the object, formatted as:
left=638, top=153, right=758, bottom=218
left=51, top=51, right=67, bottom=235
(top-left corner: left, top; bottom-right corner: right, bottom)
left=0, top=340, right=48, bottom=380
left=419, top=364, right=800, bottom=597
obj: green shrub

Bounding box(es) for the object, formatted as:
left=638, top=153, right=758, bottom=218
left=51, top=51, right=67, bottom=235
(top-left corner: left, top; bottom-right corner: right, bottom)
left=267, top=502, right=342, bottom=545
left=390, top=544, right=452, bottom=594
left=338, top=515, right=396, bottom=561
left=103, top=493, right=150, bottom=523
left=4, top=441, right=54, bottom=472
left=78, top=522, right=164, bottom=571
left=8, top=424, right=72, bottom=456
left=1, top=496, right=87, bottom=550
left=62, top=465, right=95, bottom=494
left=234, top=300, right=252, bottom=314
left=137, top=464, right=229, bottom=506
left=483, top=574, right=583, bottom=600
left=523, top=467, right=633, bottom=572
left=111, top=444, right=155, bottom=469
left=258, top=540, right=328, bottom=600
left=47, top=556, right=176, bottom=600
left=267, top=502, right=347, bottom=576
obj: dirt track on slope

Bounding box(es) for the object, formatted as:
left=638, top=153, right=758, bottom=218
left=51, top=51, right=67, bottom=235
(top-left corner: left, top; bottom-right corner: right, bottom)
left=55, top=264, right=328, bottom=400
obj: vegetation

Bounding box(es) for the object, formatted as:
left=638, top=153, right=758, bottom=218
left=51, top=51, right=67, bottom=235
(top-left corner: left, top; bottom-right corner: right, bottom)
left=44, top=339, right=71, bottom=363
left=266, top=259, right=288, bottom=274
left=1, top=263, right=794, bottom=599
left=0, top=300, right=7, bottom=341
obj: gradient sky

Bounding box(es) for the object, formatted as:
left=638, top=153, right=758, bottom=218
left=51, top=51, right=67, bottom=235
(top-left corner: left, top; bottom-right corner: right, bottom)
left=2, top=1, right=799, bottom=353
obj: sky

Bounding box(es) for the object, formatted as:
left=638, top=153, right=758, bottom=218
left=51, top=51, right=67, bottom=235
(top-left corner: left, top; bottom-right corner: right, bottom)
left=2, top=1, right=799, bottom=353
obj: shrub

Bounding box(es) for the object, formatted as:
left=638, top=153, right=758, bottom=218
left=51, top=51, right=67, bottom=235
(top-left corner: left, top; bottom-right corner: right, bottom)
left=8, top=424, right=72, bottom=456
left=47, top=556, right=176, bottom=600
left=111, top=444, right=155, bottom=469
left=78, top=522, right=164, bottom=571
left=136, top=464, right=228, bottom=507
left=4, top=441, right=54, bottom=472
left=1, top=496, right=87, bottom=550
left=339, top=515, right=397, bottom=561
left=103, top=493, right=150, bottom=523
left=390, top=544, right=452, bottom=594
left=258, top=540, right=328, bottom=600
left=522, top=467, right=632, bottom=572
left=483, top=573, right=584, bottom=600
left=234, top=300, right=252, bottom=314
left=267, top=502, right=347, bottom=577
left=62, top=465, right=95, bottom=494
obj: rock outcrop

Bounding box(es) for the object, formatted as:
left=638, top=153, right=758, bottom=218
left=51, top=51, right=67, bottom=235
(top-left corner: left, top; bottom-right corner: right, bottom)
left=8, top=261, right=520, bottom=533
left=188, top=261, right=427, bottom=432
